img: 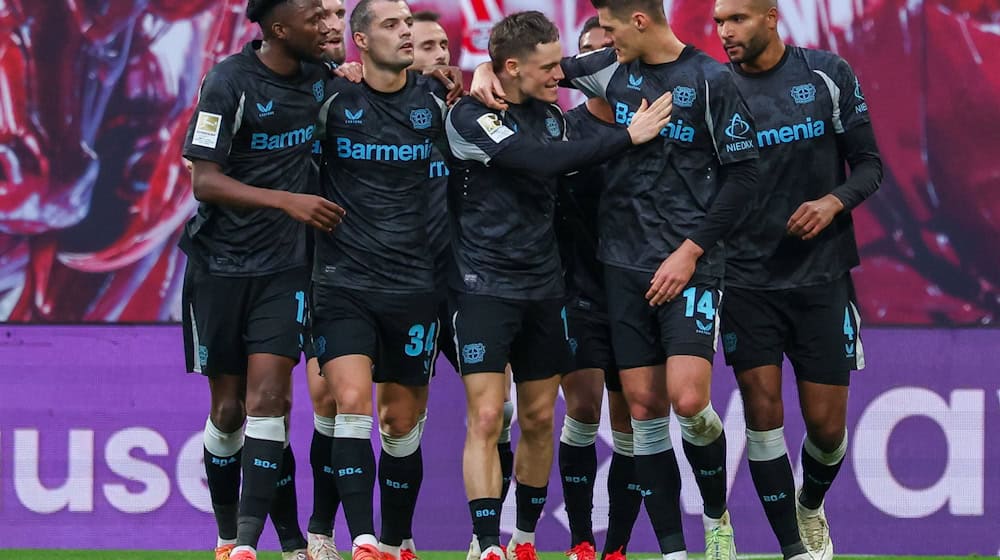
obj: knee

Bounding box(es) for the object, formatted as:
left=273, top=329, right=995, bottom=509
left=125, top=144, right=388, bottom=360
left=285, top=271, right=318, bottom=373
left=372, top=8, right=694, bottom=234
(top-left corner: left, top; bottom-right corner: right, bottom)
left=743, top=391, right=783, bottom=431
left=335, top=384, right=372, bottom=415
left=806, top=423, right=846, bottom=453
left=565, top=401, right=601, bottom=425
left=211, top=399, right=246, bottom=433
left=312, top=390, right=338, bottom=417
left=469, top=406, right=504, bottom=441
left=671, top=392, right=710, bottom=419
left=247, top=389, right=288, bottom=417
left=518, top=405, right=555, bottom=439
left=626, top=390, right=667, bottom=420
left=379, top=407, right=419, bottom=438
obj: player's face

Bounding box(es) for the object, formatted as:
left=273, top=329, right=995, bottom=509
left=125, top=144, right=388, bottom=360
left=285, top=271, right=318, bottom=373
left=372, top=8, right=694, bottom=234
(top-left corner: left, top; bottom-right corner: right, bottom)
left=597, top=8, right=640, bottom=63
left=514, top=41, right=564, bottom=104
left=714, top=0, right=773, bottom=65
left=411, top=21, right=450, bottom=71
left=279, top=0, right=331, bottom=63
left=578, top=27, right=613, bottom=53
left=356, top=0, right=414, bottom=71
left=321, top=0, right=347, bottom=64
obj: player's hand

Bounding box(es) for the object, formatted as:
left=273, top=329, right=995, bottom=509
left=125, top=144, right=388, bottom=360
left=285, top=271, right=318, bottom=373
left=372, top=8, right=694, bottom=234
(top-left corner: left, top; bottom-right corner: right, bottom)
left=423, top=65, right=465, bottom=104
left=281, top=193, right=346, bottom=232
left=646, top=240, right=703, bottom=306
left=787, top=194, right=844, bottom=240
left=470, top=62, right=508, bottom=110
left=626, top=92, right=673, bottom=145
left=333, top=62, right=363, bottom=83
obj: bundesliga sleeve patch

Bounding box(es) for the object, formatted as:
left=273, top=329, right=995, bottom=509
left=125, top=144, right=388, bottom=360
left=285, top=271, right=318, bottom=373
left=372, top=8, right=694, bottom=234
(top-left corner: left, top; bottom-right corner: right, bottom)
left=192, top=111, right=223, bottom=149
left=476, top=113, right=514, bottom=143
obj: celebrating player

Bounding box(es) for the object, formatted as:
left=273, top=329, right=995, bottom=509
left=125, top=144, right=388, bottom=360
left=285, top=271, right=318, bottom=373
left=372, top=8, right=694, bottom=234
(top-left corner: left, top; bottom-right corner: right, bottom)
left=309, top=2, right=451, bottom=560
left=181, top=1, right=344, bottom=559
left=449, top=11, right=672, bottom=560
left=713, top=1, right=882, bottom=559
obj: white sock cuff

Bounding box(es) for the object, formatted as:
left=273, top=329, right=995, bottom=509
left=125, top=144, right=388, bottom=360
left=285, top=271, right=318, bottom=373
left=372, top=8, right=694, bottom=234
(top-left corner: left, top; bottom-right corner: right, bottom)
left=380, top=423, right=422, bottom=458
left=245, top=416, right=286, bottom=443
left=560, top=416, right=599, bottom=447
left=677, top=404, right=724, bottom=446
left=335, top=414, right=374, bottom=439
left=204, top=417, right=244, bottom=457
left=498, top=401, right=514, bottom=444
left=631, top=416, right=672, bottom=456
left=746, top=427, right=787, bottom=462
left=417, top=410, right=428, bottom=436
left=314, top=413, right=337, bottom=438
left=804, top=429, right=848, bottom=466
left=611, top=430, right=634, bottom=457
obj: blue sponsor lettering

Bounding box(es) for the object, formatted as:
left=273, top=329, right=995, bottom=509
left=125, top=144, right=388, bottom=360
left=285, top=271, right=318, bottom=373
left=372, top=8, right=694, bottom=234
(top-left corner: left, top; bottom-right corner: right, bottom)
left=250, top=125, right=316, bottom=150
left=336, top=137, right=433, bottom=162
left=756, top=118, right=826, bottom=147
left=429, top=160, right=450, bottom=179
left=614, top=102, right=694, bottom=142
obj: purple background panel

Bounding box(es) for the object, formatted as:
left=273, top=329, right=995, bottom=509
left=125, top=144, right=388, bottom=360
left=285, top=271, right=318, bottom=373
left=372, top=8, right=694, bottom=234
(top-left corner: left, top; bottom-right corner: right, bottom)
left=0, top=326, right=997, bottom=554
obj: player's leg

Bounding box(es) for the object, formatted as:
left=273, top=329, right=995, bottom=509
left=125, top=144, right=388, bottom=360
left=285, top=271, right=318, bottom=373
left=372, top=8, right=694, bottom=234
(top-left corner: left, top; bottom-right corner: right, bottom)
left=237, top=351, right=296, bottom=556
left=377, top=383, right=429, bottom=559
left=314, top=286, right=380, bottom=560
left=605, top=266, right=684, bottom=559
left=794, top=380, right=847, bottom=560
left=560, top=308, right=607, bottom=556
left=182, top=262, right=249, bottom=560
left=372, top=294, right=438, bottom=560
left=271, top=415, right=309, bottom=559
left=456, top=294, right=521, bottom=560
left=721, top=286, right=807, bottom=560
left=559, top=367, right=602, bottom=555
left=787, top=277, right=862, bottom=560
left=506, top=300, right=573, bottom=559
left=602, top=375, right=641, bottom=560
left=205, top=375, right=247, bottom=560
left=470, top=367, right=515, bottom=560
left=307, top=355, right=343, bottom=560
left=661, top=285, right=732, bottom=560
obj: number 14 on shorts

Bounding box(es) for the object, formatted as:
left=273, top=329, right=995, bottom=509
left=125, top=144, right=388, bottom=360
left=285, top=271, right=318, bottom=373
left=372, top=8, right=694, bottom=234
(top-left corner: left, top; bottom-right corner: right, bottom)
left=682, top=287, right=717, bottom=335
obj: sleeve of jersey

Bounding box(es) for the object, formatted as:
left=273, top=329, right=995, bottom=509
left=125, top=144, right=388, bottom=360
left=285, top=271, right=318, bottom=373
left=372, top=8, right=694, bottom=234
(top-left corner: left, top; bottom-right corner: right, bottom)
left=815, top=56, right=871, bottom=134
left=446, top=103, right=631, bottom=175
left=830, top=122, right=883, bottom=211
left=183, top=69, right=240, bottom=165
left=560, top=48, right=619, bottom=100
left=706, top=71, right=759, bottom=164
left=688, top=158, right=759, bottom=252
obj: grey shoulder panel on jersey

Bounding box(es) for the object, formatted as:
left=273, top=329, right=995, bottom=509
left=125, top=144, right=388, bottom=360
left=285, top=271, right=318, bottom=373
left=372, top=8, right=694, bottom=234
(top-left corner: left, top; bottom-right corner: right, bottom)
left=445, top=108, right=492, bottom=165
left=316, top=91, right=341, bottom=138
left=812, top=69, right=844, bottom=133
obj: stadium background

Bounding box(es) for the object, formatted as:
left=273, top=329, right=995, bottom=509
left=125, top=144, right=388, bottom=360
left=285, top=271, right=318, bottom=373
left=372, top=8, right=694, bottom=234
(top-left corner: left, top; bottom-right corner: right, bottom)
left=0, top=0, right=997, bottom=556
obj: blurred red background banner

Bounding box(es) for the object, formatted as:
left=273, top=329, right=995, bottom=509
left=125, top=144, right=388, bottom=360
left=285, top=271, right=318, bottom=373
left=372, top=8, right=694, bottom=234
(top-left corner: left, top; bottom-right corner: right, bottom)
left=0, top=0, right=997, bottom=325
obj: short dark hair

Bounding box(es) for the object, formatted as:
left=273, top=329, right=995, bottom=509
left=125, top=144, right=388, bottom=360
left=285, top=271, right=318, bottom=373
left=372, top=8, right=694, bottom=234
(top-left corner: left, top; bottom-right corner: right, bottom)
left=589, top=0, right=665, bottom=23
left=488, top=11, right=560, bottom=72
left=246, top=0, right=289, bottom=23
left=578, top=16, right=601, bottom=47
left=350, top=0, right=397, bottom=34
left=412, top=10, right=441, bottom=23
